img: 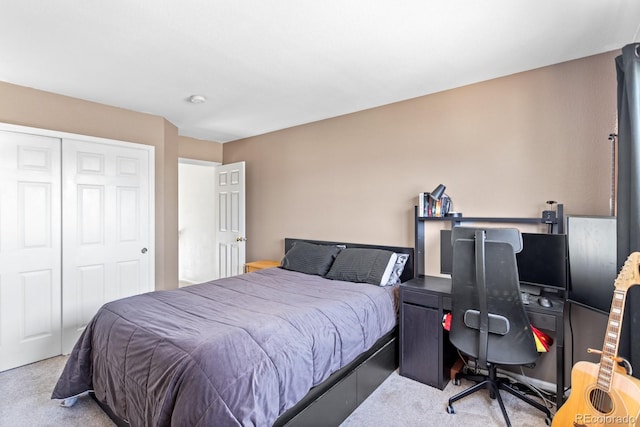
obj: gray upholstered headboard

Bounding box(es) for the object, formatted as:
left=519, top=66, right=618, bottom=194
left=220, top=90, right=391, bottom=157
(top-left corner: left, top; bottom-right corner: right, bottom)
left=284, top=238, right=414, bottom=283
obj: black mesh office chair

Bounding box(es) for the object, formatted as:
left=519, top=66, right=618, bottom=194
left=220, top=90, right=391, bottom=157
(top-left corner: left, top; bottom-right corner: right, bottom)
left=446, top=227, right=551, bottom=426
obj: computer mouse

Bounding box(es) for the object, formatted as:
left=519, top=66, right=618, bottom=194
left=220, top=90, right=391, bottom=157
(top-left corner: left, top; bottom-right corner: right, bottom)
left=538, top=297, right=552, bottom=308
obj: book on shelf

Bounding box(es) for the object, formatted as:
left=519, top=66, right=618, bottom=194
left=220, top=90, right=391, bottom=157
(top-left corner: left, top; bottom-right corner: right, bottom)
left=418, top=192, right=426, bottom=217
left=418, top=192, right=451, bottom=217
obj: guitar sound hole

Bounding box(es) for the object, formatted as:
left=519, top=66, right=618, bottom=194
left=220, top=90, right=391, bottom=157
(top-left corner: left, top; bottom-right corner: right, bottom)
left=589, top=388, right=614, bottom=414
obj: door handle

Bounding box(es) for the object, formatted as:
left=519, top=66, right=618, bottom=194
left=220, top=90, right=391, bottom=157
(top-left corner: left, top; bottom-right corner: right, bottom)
left=236, top=236, right=247, bottom=242
left=141, top=247, right=148, bottom=254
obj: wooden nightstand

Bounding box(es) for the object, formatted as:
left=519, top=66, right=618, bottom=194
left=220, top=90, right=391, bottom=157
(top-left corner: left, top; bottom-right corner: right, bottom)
left=244, top=260, right=281, bottom=273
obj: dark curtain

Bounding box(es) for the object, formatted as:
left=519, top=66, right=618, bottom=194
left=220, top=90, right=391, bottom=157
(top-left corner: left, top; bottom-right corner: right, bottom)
left=616, top=43, right=640, bottom=378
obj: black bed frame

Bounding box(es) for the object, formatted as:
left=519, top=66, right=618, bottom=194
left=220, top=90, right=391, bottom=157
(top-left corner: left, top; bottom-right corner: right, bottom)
left=92, top=238, right=414, bottom=427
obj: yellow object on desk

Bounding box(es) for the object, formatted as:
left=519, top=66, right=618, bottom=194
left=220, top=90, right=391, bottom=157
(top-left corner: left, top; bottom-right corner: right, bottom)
left=245, top=260, right=281, bottom=273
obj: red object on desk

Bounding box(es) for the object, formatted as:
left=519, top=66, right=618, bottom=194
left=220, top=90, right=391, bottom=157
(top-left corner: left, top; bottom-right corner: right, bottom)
left=531, top=325, right=553, bottom=352
left=442, top=312, right=552, bottom=353
left=442, top=312, right=451, bottom=331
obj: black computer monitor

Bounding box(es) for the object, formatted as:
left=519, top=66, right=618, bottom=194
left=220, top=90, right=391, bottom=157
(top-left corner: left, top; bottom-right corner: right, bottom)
left=440, top=229, right=568, bottom=292
left=566, top=216, right=617, bottom=315
left=516, top=232, right=568, bottom=291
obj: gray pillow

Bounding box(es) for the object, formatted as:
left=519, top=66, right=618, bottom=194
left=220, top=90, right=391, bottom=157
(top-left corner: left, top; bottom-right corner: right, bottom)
left=281, top=241, right=342, bottom=276
left=326, top=248, right=396, bottom=285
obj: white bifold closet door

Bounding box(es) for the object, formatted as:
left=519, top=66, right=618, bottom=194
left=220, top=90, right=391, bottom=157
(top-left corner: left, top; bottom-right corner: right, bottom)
left=0, top=132, right=62, bottom=371
left=0, top=128, right=154, bottom=371
left=61, top=138, right=153, bottom=353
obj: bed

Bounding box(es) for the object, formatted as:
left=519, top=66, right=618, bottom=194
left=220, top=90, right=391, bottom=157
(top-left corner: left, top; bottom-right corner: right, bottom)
left=52, top=238, right=414, bottom=426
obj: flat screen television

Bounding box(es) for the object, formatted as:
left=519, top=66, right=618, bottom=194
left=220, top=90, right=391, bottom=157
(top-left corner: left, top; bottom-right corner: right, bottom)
left=440, top=228, right=568, bottom=292
left=566, top=216, right=617, bottom=315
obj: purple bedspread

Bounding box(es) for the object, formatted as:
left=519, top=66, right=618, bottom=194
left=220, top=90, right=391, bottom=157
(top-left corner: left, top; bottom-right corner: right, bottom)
left=52, top=268, right=397, bottom=426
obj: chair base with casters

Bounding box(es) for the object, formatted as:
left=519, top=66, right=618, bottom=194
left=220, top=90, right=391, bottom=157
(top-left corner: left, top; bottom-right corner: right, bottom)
left=446, top=363, right=552, bottom=426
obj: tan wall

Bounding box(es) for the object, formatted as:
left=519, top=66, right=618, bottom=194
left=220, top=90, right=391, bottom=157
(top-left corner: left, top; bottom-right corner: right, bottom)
left=224, top=51, right=618, bottom=271
left=0, top=81, right=223, bottom=290
left=179, top=135, right=223, bottom=162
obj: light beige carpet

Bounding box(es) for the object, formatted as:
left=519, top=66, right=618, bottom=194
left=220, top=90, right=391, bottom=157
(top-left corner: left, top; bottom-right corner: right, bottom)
left=0, top=356, right=553, bottom=426
left=0, top=356, right=113, bottom=426
left=342, top=370, right=553, bottom=427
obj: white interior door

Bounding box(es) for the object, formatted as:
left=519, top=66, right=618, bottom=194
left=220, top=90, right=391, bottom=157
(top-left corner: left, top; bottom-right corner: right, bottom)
left=214, top=161, right=246, bottom=278
left=61, top=138, right=154, bottom=353
left=0, top=131, right=62, bottom=372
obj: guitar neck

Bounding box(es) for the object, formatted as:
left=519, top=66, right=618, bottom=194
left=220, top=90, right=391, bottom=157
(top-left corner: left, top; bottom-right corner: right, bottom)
left=597, top=289, right=626, bottom=391
left=597, top=252, right=640, bottom=390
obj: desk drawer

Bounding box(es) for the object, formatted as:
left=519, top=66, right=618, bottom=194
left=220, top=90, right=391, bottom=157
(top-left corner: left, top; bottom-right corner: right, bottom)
left=527, top=311, right=556, bottom=331
left=401, top=289, right=439, bottom=308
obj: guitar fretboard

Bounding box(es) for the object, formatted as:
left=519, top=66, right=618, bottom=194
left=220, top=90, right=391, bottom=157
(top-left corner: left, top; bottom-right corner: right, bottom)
left=597, top=289, right=626, bottom=391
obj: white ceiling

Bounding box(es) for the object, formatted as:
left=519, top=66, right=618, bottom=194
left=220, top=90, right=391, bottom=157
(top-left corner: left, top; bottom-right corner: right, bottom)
left=1, top=1, right=639, bottom=143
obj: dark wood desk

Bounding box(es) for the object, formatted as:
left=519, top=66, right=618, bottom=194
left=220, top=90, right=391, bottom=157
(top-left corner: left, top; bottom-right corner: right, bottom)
left=399, top=275, right=566, bottom=408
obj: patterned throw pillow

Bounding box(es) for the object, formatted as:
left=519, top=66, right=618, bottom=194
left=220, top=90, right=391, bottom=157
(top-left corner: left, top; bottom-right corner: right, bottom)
left=385, top=253, right=409, bottom=286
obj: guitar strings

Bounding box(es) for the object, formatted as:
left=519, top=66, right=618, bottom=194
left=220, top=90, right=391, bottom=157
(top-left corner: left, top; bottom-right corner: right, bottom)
left=592, top=283, right=627, bottom=413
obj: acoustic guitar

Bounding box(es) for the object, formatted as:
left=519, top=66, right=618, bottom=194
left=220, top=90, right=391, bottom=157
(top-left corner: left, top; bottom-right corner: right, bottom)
left=553, top=252, right=640, bottom=427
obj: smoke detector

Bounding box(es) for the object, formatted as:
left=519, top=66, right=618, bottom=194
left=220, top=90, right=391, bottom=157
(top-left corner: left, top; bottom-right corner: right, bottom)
left=187, top=95, right=206, bottom=104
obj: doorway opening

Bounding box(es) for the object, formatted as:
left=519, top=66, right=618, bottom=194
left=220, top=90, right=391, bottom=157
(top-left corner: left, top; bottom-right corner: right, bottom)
left=178, top=158, right=220, bottom=286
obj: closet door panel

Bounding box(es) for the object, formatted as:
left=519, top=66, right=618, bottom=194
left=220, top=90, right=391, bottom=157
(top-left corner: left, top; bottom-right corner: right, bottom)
left=62, top=138, right=153, bottom=354
left=0, top=131, right=62, bottom=372
left=77, top=264, right=105, bottom=328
